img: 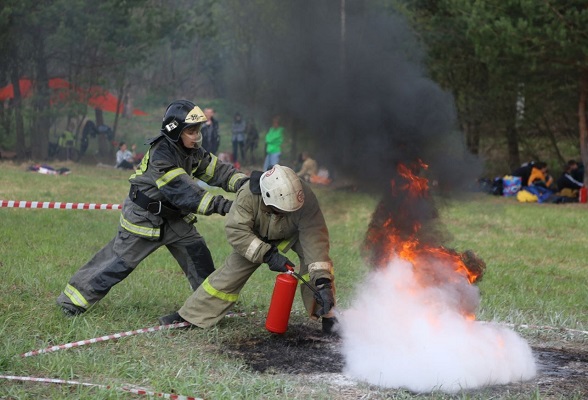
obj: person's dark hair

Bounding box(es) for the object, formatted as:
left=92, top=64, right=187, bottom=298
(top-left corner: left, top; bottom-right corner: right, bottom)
left=567, top=159, right=578, bottom=168
left=119, top=142, right=126, bottom=149
left=535, top=161, right=547, bottom=169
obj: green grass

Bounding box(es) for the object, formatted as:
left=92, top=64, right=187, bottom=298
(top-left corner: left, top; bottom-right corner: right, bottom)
left=441, top=194, right=587, bottom=327
left=0, top=162, right=586, bottom=399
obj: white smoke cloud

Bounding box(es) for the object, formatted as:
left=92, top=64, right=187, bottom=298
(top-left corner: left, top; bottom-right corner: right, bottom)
left=340, top=257, right=537, bottom=393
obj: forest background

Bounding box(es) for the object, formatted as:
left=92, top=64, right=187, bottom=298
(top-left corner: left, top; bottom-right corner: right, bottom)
left=1, top=0, right=587, bottom=181
left=2, top=2, right=588, bottom=397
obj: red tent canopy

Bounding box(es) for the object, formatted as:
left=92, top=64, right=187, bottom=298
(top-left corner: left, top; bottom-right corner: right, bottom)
left=0, top=79, right=33, bottom=100
left=0, top=78, right=148, bottom=116
left=85, top=86, right=148, bottom=116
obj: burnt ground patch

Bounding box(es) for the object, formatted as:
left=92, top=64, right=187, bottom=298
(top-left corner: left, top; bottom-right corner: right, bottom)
left=531, top=346, right=588, bottom=398
left=224, top=323, right=343, bottom=374
left=223, top=325, right=588, bottom=398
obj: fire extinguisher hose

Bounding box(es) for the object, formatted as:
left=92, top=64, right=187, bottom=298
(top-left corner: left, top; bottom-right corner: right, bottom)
left=285, top=264, right=323, bottom=306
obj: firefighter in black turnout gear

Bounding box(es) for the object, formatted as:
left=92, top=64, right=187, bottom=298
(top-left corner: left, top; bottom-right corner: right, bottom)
left=57, top=100, right=249, bottom=316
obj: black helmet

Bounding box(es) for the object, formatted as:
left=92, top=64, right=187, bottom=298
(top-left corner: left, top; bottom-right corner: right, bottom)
left=160, top=100, right=206, bottom=142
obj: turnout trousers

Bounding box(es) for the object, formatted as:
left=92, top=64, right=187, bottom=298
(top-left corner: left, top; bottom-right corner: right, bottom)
left=57, top=221, right=214, bottom=313
left=179, top=241, right=329, bottom=328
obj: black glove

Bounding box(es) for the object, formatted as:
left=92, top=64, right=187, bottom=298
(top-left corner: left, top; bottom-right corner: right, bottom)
left=211, top=196, right=232, bottom=216
left=314, top=278, right=335, bottom=316
left=263, top=246, right=292, bottom=273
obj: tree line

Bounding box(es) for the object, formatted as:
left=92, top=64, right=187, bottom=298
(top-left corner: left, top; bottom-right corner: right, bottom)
left=0, top=0, right=219, bottom=159
left=397, top=0, right=588, bottom=178
left=1, top=0, right=587, bottom=183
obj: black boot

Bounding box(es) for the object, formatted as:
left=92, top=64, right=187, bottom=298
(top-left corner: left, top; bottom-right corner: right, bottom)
left=159, top=311, right=193, bottom=328
left=322, top=317, right=339, bottom=336
left=59, top=303, right=86, bottom=317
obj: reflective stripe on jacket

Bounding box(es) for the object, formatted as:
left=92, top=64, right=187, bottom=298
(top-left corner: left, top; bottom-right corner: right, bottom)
left=120, top=136, right=248, bottom=239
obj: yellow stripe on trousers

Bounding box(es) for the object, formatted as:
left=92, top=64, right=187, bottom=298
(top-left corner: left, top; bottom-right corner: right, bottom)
left=202, top=278, right=239, bottom=302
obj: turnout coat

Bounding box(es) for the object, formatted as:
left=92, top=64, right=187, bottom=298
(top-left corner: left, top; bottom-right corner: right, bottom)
left=121, top=136, right=248, bottom=240
left=178, top=174, right=334, bottom=327
left=57, top=136, right=248, bottom=314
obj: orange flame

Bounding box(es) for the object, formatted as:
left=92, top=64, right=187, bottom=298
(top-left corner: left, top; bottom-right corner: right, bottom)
left=367, top=161, right=483, bottom=318
left=396, top=160, right=429, bottom=198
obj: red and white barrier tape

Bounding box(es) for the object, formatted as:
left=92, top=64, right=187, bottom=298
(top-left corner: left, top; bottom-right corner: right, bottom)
left=0, top=200, right=121, bottom=210
left=0, top=375, right=204, bottom=400
left=11, top=313, right=262, bottom=396
left=20, top=322, right=190, bottom=357
left=20, top=311, right=258, bottom=358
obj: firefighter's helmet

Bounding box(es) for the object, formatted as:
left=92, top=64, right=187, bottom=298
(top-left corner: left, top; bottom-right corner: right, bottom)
left=160, top=100, right=206, bottom=143
left=260, top=165, right=304, bottom=212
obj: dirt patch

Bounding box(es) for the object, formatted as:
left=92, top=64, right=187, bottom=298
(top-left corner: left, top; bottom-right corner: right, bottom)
left=223, top=324, right=588, bottom=398
left=225, top=324, right=343, bottom=374
left=529, top=346, right=588, bottom=398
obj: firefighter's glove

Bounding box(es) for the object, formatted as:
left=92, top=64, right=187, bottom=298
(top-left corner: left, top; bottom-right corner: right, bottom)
left=314, top=278, right=335, bottom=316
left=263, top=246, right=291, bottom=273
left=211, top=196, right=232, bottom=216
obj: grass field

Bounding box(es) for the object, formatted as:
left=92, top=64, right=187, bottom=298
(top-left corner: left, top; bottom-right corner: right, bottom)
left=0, top=161, right=586, bottom=399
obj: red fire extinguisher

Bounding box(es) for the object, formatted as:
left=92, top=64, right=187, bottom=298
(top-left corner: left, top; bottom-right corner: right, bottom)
left=265, top=272, right=298, bottom=334
left=266, top=263, right=324, bottom=334
left=579, top=187, right=587, bottom=203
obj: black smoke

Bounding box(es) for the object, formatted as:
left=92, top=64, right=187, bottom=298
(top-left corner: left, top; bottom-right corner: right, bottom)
left=224, top=1, right=482, bottom=261
left=224, top=1, right=481, bottom=188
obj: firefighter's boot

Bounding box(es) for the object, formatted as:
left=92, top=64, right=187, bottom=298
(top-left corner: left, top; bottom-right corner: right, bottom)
left=59, top=302, right=86, bottom=317
left=159, top=312, right=194, bottom=329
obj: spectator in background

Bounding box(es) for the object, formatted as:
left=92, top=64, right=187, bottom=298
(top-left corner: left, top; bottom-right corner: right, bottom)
left=58, top=123, right=76, bottom=149
left=557, top=159, right=584, bottom=196
left=515, top=161, right=557, bottom=203
left=527, top=161, right=555, bottom=189
left=116, top=142, right=136, bottom=170
left=58, top=123, right=77, bottom=161
left=244, top=119, right=259, bottom=164
left=296, top=151, right=318, bottom=182
left=231, top=112, right=247, bottom=163
left=512, top=161, right=535, bottom=188
left=572, top=160, right=585, bottom=182
left=263, top=115, right=284, bottom=171
left=201, top=108, right=220, bottom=154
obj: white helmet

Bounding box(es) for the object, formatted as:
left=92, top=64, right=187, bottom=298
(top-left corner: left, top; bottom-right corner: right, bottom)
left=260, top=165, right=304, bottom=212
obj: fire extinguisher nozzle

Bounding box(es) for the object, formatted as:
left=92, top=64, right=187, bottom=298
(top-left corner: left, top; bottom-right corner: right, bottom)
left=291, top=271, right=321, bottom=297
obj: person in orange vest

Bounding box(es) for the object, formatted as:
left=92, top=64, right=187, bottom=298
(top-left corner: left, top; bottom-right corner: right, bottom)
left=527, top=161, right=554, bottom=189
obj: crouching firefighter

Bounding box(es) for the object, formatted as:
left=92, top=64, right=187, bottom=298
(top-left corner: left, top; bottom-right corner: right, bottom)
left=159, top=164, right=338, bottom=334
left=57, top=100, right=249, bottom=316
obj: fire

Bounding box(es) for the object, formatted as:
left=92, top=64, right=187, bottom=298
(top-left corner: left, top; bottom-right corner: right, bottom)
left=395, top=160, right=429, bottom=197
left=376, top=224, right=481, bottom=284
left=350, top=167, right=535, bottom=394
left=364, top=160, right=485, bottom=317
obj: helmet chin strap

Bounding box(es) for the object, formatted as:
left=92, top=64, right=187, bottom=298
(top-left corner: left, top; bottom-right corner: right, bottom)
left=195, top=131, right=203, bottom=148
